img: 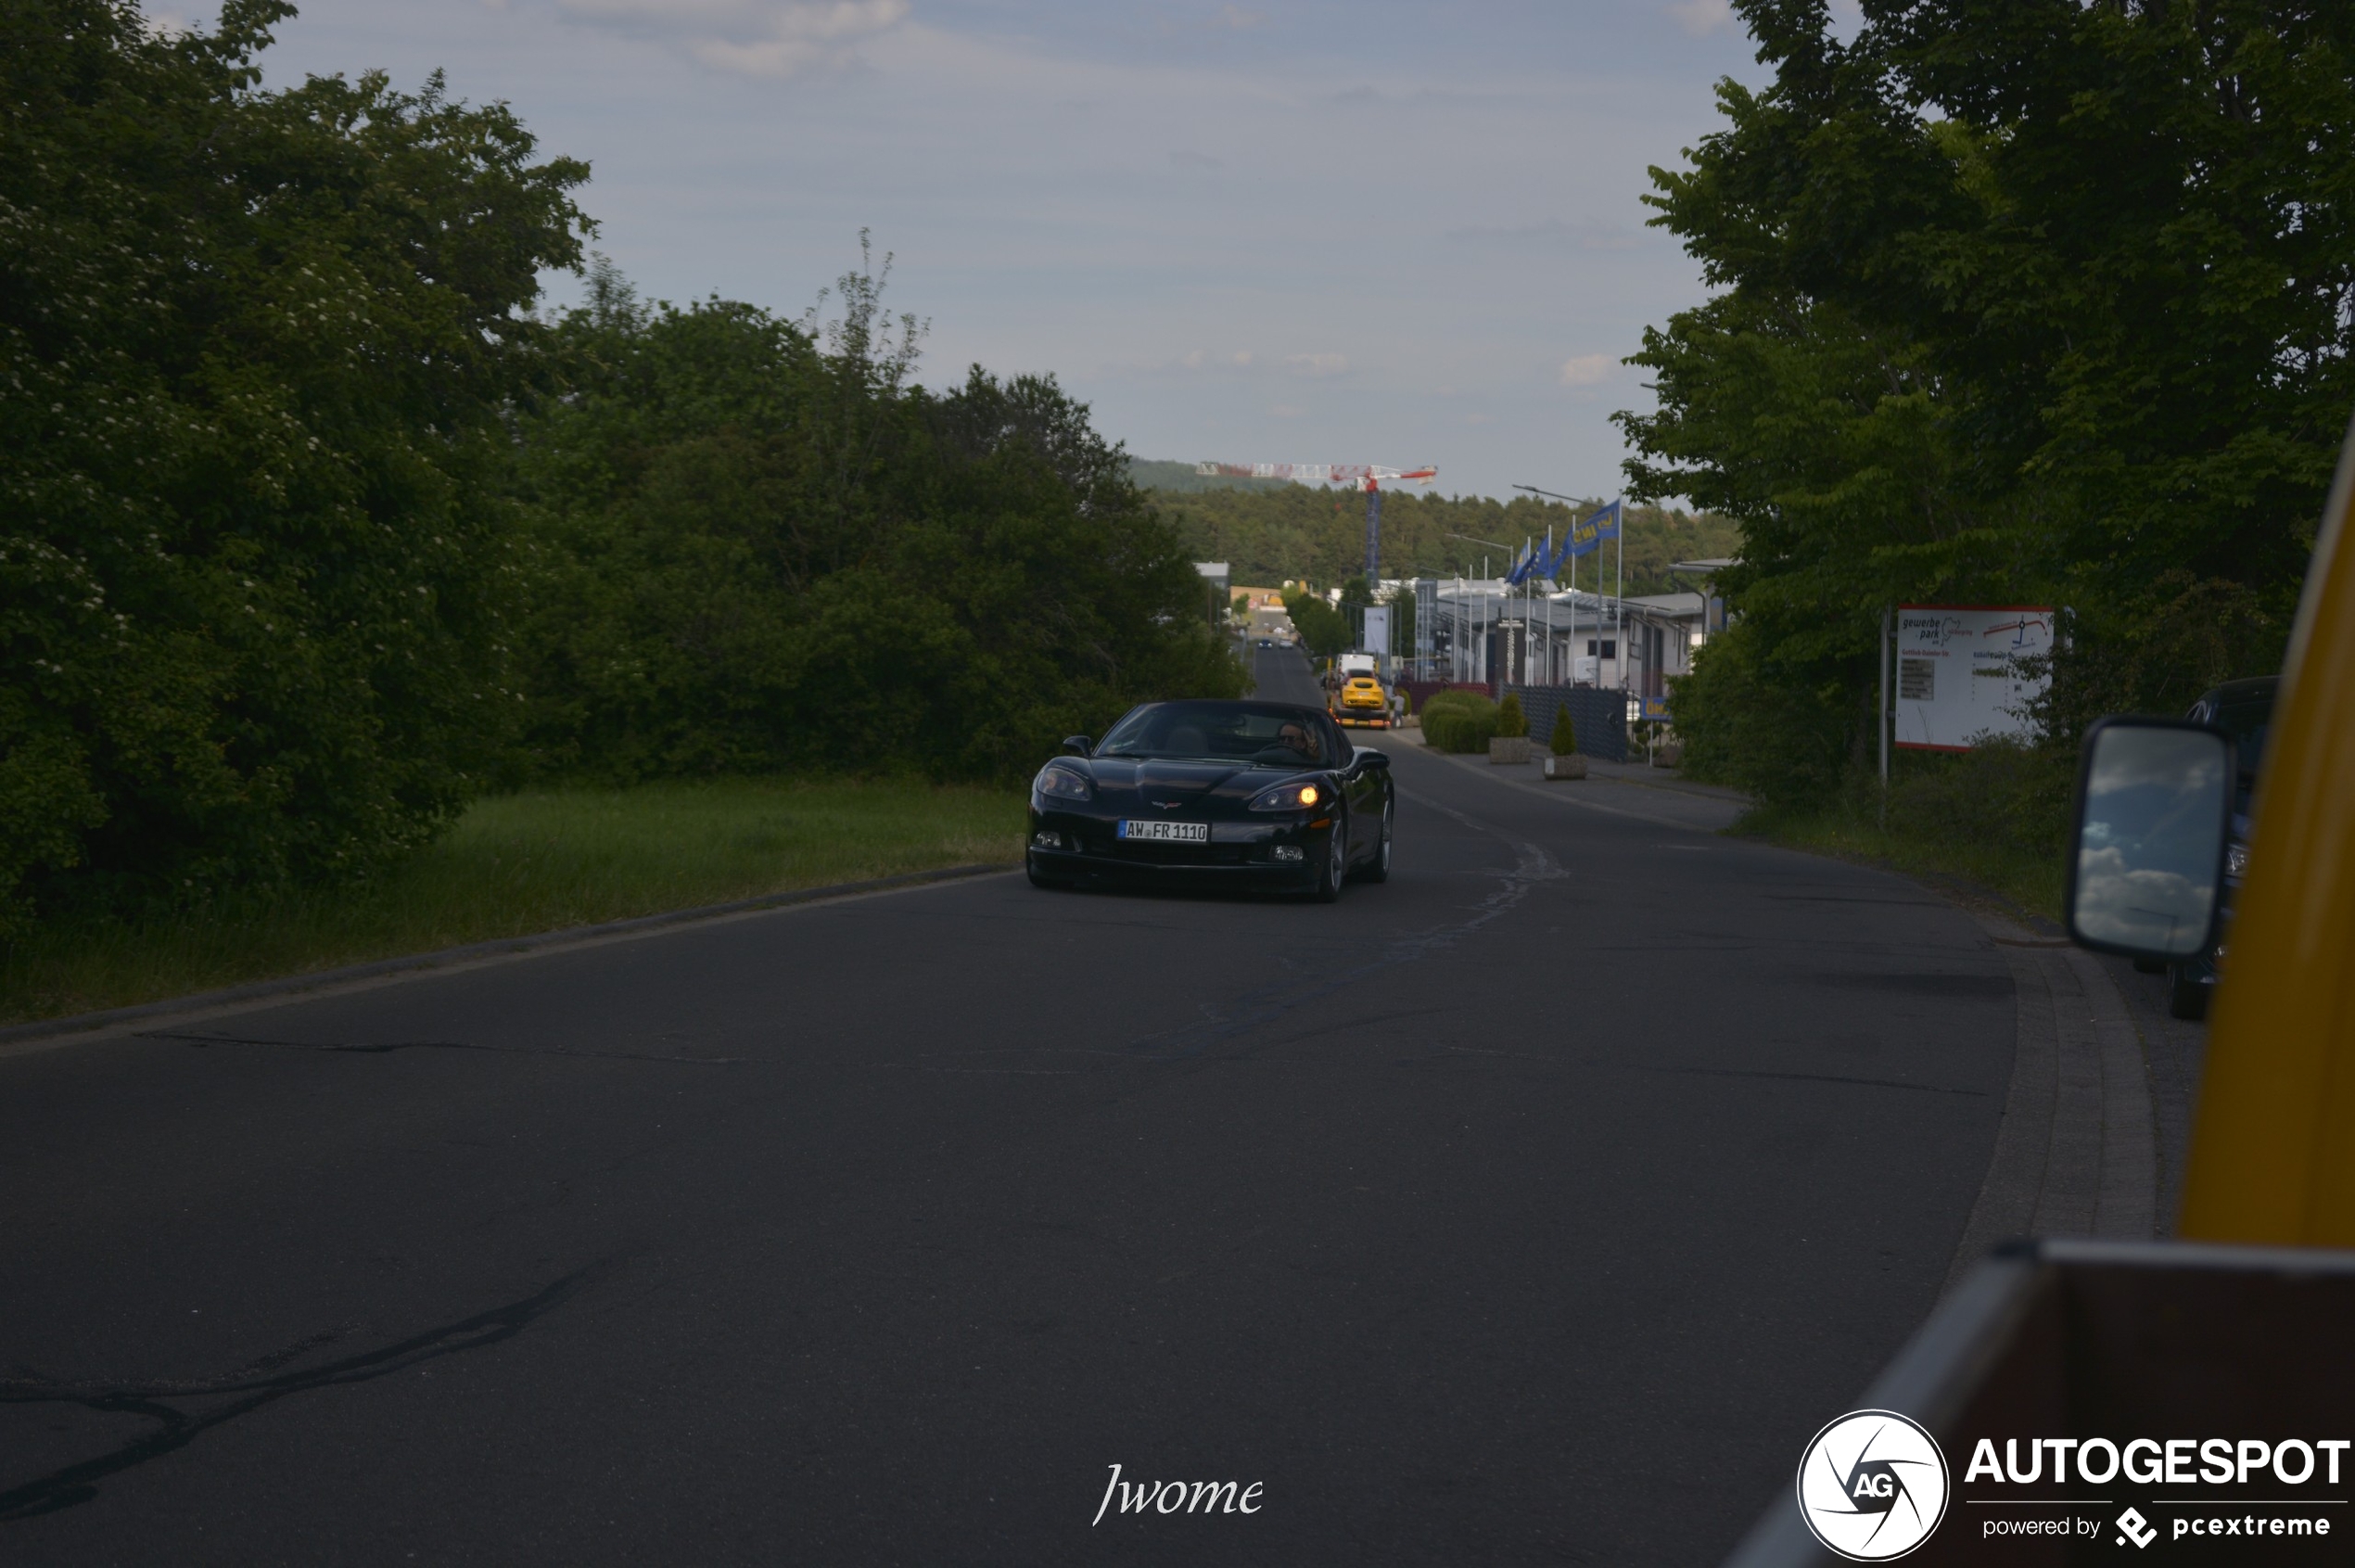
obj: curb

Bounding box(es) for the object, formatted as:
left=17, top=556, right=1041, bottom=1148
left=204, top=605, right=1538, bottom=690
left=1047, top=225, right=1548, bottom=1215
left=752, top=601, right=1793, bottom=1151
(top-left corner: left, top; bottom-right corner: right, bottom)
left=0, top=861, right=1017, bottom=1050
left=1940, top=910, right=2160, bottom=1293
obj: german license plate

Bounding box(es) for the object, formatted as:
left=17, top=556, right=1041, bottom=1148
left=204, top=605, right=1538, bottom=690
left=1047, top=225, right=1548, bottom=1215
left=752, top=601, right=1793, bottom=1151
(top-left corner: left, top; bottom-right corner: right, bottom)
left=1118, top=820, right=1209, bottom=843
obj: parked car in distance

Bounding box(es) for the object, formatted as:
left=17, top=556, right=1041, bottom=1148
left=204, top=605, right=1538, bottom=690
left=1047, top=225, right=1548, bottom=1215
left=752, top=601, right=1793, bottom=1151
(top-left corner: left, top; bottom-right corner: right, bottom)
left=2158, top=675, right=2278, bottom=1019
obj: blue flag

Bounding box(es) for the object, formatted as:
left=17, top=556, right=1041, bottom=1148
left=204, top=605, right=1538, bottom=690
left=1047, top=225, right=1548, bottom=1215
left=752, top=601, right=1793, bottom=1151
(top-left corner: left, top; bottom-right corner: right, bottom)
left=1504, top=539, right=1537, bottom=585
left=1548, top=501, right=1622, bottom=573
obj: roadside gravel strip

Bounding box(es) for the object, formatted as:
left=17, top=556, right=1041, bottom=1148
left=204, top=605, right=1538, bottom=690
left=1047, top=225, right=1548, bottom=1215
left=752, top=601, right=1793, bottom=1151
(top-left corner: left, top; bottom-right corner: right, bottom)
left=1414, top=735, right=2171, bottom=1258
left=0, top=861, right=1017, bottom=1058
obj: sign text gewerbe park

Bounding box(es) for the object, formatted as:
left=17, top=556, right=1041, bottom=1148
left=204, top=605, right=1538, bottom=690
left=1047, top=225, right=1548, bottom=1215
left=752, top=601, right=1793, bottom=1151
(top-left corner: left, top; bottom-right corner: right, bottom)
left=1894, top=606, right=2056, bottom=752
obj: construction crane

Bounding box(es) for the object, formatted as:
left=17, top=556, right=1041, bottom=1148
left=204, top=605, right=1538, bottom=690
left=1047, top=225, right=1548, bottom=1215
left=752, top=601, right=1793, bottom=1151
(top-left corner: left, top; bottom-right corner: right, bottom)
left=1193, top=463, right=1438, bottom=586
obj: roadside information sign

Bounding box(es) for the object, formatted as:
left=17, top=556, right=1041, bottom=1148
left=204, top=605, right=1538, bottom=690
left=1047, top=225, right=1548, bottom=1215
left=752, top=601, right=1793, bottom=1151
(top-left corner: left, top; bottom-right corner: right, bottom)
left=1893, top=604, right=2055, bottom=751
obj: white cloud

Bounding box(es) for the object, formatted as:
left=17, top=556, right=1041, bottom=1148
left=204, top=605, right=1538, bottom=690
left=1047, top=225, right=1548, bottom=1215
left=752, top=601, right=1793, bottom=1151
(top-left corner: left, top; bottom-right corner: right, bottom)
left=1559, top=353, right=1613, bottom=386
left=557, top=0, right=910, bottom=78
left=1665, top=0, right=1737, bottom=38
left=1285, top=352, right=1349, bottom=377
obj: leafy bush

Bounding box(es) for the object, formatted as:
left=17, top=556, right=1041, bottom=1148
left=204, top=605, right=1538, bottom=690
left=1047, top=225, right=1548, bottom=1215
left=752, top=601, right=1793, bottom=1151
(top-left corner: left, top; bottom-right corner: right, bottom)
left=1419, top=691, right=1497, bottom=754
left=0, top=0, right=590, bottom=931
left=510, top=260, right=1244, bottom=784
left=1494, top=692, right=1526, bottom=738
left=1551, top=707, right=1578, bottom=757
left=1667, top=621, right=1854, bottom=809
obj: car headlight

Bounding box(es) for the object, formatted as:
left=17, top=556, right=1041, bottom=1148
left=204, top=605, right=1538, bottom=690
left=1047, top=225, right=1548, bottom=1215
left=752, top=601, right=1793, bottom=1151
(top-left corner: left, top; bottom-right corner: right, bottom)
left=2225, top=841, right=2249, bottom=879
left=1249, top=780, right=1322, bottom=812
left=1036, top=766, right=1091, bottom=801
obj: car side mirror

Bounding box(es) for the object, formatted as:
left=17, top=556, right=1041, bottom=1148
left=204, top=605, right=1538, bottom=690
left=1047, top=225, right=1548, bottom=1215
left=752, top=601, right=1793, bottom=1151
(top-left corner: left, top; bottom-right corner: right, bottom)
left=1062, top=735, right=1092, bottom=757
left=2066, top=717, right=2236, bottom=961
left=1355, top=750, right=1390, bottom=771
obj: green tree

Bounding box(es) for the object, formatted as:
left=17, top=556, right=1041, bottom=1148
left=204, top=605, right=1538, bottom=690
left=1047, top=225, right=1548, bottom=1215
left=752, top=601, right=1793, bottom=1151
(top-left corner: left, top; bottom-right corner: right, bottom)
left=1626, top=0, right=2355, bottom=800
left=511, top=254, right=1242, bottom=783
left=0, top=0, right=590, bottom=928
left=1280, top=589, right=1351, bottom=660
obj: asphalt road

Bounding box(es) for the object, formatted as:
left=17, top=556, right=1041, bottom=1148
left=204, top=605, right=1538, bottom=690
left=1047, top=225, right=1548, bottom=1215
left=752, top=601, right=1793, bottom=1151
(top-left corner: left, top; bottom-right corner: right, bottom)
left=0, top=650, right=2018, bottom=1566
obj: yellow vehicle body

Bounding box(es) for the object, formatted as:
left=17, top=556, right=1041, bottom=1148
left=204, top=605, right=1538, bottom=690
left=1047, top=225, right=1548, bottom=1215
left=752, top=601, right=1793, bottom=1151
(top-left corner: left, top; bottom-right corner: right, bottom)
left=2183, top=412, right=2355, bottom=1245
left=1333, top=676, right=1390, bottom=729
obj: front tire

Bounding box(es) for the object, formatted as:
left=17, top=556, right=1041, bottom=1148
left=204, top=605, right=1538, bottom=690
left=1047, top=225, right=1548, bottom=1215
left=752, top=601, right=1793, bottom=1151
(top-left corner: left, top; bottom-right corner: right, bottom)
left=1310, top=811, right=1347, bottom=903
left=2167, top=963, right=2209, bottom=1021
left=1355, top=795, right=1393, bottom=883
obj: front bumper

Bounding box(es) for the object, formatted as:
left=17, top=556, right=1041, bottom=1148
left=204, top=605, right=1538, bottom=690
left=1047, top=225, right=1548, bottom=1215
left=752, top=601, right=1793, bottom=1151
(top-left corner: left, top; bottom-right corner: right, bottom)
left=1027, top=806, right=1326, bottom=884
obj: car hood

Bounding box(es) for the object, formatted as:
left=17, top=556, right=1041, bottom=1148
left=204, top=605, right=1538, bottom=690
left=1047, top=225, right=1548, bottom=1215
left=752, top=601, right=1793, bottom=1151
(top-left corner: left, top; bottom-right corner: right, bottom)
left=1079, top=758, right=1310, bottom=812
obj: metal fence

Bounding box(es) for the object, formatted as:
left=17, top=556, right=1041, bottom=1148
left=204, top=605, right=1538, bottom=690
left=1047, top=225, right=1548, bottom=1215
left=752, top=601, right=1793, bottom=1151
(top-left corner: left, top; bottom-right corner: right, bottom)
left=1505, top=684, right=1628, bottom=763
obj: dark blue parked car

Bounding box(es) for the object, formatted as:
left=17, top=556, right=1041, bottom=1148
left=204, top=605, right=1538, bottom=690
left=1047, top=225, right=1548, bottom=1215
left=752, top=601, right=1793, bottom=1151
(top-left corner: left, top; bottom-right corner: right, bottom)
left=2158, top=676, right=2276, bottom=1019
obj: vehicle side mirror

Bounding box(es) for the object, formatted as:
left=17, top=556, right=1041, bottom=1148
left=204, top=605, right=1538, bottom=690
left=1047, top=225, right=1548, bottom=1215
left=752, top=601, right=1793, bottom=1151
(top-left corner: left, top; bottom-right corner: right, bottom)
left=1062, top=735, right=1092, bottom=757
left=2066, top=718, right=2236, bottom=961
left=1355, top=750, right=1390, bottom=771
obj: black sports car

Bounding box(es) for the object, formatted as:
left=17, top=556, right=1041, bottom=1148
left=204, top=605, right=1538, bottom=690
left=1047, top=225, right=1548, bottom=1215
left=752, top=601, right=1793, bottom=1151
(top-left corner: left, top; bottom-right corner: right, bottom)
left=1025, top=699, right=1394, bottom=900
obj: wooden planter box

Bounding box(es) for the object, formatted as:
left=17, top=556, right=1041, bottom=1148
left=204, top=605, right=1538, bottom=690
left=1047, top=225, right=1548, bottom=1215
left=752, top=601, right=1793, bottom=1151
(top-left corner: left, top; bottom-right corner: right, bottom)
left=1544, top=754, right=1586, bottom=781
left=1487, top=736, right=1533, bottom=764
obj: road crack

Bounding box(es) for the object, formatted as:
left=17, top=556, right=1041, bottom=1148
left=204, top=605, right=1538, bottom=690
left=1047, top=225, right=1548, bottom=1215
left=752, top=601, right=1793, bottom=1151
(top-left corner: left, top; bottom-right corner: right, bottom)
left=0, top=1264, right=611, bottom=1523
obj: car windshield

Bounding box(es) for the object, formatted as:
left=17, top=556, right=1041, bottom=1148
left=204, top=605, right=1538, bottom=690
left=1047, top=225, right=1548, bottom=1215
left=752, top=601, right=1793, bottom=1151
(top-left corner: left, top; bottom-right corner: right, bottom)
left=1097, top=703, right=1330, bottom=765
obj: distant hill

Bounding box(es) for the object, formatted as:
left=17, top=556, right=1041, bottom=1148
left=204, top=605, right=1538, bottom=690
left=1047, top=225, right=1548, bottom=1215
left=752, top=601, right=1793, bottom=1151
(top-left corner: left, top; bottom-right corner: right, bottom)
left=1126, top=458, right=1294, bottom=495
left=1131, top=466, right=1742, bottom=598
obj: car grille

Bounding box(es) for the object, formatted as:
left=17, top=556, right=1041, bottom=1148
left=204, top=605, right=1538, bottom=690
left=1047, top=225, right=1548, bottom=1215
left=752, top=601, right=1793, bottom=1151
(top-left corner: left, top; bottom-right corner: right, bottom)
left=1096, top=839, right=1251, bottom=867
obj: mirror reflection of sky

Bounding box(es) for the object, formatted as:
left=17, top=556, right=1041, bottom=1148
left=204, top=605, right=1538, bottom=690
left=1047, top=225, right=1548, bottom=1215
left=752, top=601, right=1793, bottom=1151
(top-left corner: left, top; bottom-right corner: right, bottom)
left=2075, top=728, right=2228, bottom=956
left=146, top=0, right=1876, bottom=502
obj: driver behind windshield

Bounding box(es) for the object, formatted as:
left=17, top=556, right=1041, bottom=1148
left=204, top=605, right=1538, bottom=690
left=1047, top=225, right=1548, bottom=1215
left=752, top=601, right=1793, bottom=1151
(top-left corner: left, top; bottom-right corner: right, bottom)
left=1096, top=705, right=1327, bottom=764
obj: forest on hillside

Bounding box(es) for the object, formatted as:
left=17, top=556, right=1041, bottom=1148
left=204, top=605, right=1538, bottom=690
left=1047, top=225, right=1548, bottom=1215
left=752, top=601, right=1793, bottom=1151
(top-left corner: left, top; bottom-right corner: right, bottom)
left=1125, top=459, right=1294, bottom=496
left=1141, top=480, right=1742, bottom=599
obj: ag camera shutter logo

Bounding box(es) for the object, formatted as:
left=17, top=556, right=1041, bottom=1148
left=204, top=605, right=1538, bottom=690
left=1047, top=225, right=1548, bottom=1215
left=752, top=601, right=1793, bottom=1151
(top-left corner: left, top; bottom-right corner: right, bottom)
left=1797, top=1409, right=1951, bottom=1561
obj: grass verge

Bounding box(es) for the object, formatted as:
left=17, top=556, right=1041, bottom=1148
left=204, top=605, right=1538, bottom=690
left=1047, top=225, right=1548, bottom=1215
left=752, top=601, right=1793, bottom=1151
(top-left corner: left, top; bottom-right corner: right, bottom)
left=3, top=778, right=1025, bottom=1026
left=1727, top=803, right=2066, bottom=925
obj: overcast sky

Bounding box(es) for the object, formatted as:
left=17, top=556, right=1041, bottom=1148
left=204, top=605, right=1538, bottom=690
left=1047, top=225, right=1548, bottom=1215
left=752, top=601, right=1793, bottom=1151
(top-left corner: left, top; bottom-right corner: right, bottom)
left=226, top=0, right=1789, bottom=500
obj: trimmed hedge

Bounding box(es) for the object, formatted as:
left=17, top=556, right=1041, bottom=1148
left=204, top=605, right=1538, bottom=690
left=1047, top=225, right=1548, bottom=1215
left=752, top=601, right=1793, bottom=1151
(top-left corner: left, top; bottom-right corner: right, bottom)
left=1419, top=690, right=1497, bottom=754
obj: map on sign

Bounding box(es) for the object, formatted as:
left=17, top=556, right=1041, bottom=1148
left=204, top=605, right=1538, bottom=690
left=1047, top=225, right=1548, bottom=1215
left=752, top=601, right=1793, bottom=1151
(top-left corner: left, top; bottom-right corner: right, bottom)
left=1893, top=605, right=2055, bottom=751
